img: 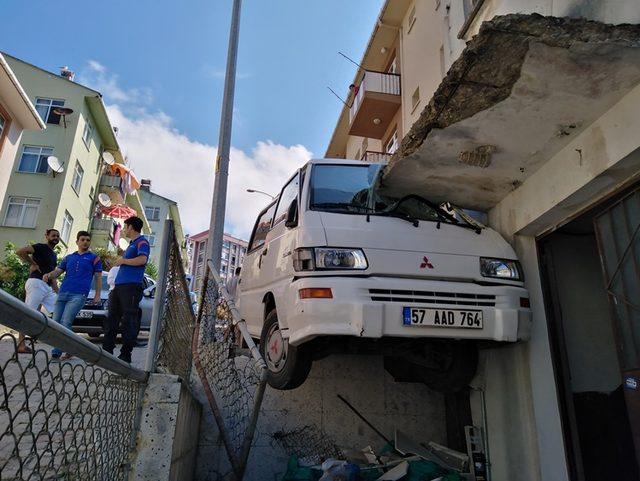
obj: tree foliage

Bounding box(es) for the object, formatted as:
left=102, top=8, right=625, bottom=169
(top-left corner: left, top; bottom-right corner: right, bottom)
left=0, top=243, right=30, bottom=299
left=145, top=261, right=159, bottom=280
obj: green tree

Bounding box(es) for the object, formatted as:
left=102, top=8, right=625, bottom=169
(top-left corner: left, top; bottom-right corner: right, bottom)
left=145, top=261, right=159, bottom=280
left=0, top=243, right=29, bottom=299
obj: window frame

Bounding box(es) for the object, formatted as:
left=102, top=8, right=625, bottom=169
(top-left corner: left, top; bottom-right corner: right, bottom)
left=273, top=172, right=300, bottom=227
left=17, top=145, right=54, bottom=174
left=148, top=232, right=156, bottom=247
left=385, top=129, right=399, bottom=155
left=82, top=119, right=93, bottom=148
left=34, top=98, right=65, bottom=125
left=61, top=210, right=74, bottom=244
left=0, top=102, right=11, bottom=155
left=3, top=196, right=41, bottom=228
left=144, top=206, right=160, bottom=221
left=71, top=160, right=84, bottom=194
left=247, top=201, right=277, bottom=253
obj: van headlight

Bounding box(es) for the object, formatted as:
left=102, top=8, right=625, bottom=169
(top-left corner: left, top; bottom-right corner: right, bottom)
left=480, top=257, right=523, bottom=281
left=293, top=248, right=368, bottom=271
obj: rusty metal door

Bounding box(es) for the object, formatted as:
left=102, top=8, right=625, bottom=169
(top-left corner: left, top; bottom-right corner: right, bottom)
left=594, top=189, right=640, bottom=469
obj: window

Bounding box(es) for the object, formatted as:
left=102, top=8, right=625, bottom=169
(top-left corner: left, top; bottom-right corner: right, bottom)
left=61, top=210, right=73, bottom=244
left=3, top=196, right=40, bottom=228
left=35, top=98, right=65, bottom=124
left=248, top=202, right=276, bottom=252
left=89, top=186, right=95, bottom=200
left=385, top=130, right=399, bottom=154
left=148, top=232, right=156, bottom=247
left=82, top=119, right=93, bottom=147
left=144, top=206, right=160, bottom=221
left=18, top=146, right=53, bottom=173
left=411, top=86, right=420, bottom=111
left=273, top=173, right=300, bottom=225
left=407, top=5, right=417, bottom=33
left=231, top=255, right=236, bottom=264
left=71, top=161, right=84, bottom=194
left=387, top=57, right=397, bottom=74
left=0, top=113, right=5, bottom=137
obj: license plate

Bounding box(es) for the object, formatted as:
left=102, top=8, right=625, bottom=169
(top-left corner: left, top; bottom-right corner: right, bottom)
left=78, top=311, right=93, bottom=319
left=403, top=307, right=483, bottom=329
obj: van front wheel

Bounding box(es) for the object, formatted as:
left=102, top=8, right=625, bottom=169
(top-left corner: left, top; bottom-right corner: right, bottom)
left=259, top=309, right=312, bottom=390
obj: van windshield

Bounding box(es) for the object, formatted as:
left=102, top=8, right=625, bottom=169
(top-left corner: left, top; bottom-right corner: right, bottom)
left=309, top=164, right=461, bottom=225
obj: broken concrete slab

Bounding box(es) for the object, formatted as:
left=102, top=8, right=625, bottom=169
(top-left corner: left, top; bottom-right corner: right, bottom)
left=384, top=14, right=640, bottom=211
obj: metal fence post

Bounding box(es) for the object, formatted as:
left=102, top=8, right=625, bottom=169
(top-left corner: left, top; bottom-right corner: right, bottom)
left=145, top=219, right=174, bottom=372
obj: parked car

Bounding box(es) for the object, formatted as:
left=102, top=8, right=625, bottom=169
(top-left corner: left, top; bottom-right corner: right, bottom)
left=72, top=271, right=156, bottom=337
left=238, top=159, right=532, bottom=391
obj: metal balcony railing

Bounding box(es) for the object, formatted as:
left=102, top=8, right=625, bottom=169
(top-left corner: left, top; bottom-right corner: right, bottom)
left=100, top=174, right=122, bottom=189
left=349, top=70, right=401, bottom=125
left=361, top=151, right=392, bottom=163
left=91, top=216, right=115, bottom=232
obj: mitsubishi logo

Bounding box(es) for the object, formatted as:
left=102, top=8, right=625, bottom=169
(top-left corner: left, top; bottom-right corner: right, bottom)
left=420, top=256, right=434, bottom=269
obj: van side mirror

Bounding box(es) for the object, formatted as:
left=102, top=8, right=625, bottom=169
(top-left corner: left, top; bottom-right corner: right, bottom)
left=285, top=198, right=298, bottom=228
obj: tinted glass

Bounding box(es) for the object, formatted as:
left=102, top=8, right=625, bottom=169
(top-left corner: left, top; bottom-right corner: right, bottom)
left=249, top=203, right=276, bottom=251
left=273, top=173, right=299, bottom=225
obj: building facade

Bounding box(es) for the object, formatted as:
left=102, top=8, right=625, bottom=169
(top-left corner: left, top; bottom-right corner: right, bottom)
left=0, top=54, right=148, bottom=256
left=0, top=54, right=46, bottom=204
left=138, top=179, right=186, bottom=268
left=187, top=231, right=247, bottom=292
left=327, top=2, right=640, bottom=480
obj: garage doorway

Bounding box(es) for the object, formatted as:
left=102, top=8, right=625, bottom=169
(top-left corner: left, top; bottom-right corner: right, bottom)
left=538, top=188, right=640, bottom=481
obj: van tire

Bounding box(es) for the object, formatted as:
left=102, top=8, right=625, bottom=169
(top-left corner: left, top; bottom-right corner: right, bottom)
left=384, top=340, right=478, bottom=393
left=259, top=308, right=312, bottom=390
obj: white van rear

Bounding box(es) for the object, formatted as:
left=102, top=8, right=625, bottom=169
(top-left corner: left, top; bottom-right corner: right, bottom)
left=238, top=159, right=531, bottom=390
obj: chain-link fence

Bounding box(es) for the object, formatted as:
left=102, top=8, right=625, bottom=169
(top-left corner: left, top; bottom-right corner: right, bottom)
left=192, top=260, right=267, bottom=480
left=0, top=289, right=146, bottom=481
left=271, top=425, right=344, bottom=466
left=148, top=221, right=195, bottom=380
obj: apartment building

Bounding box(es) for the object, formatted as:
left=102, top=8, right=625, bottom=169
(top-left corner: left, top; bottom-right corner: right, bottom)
left=0, top=54, right=148, bottom=256
left=327, top=2, right=640, bottom=480
left=138, top=179, right=186, bottom=268
left=0, top=54, right=46, bottom=204
left=188, top=231, right=247, bottom=292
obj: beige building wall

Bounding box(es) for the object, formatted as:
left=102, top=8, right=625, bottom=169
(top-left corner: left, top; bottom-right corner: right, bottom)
left=0, top=110, right=25, bottom=204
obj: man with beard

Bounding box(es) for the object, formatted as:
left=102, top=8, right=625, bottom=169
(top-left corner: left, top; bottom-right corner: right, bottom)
left=16, top=228, right=60, bottom=353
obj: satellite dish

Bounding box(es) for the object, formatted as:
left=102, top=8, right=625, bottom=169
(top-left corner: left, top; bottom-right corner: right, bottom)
left=118, top=238, right=129, bottom=250
left=47, top=156, right=65, bottom=176
left=53, top=107, right=74, bottom=128
left=98, top=193, right=112, bottom=207
left=102, top=151, right=115, bottom=166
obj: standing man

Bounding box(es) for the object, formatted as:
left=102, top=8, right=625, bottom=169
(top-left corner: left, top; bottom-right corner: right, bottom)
left=43, top=231, right=102, bottom=360
left=226, top=266, right=241, bottom=300
left=15, top=229, right=60, bottom=354
left=105, top=216, right=149, bottom=363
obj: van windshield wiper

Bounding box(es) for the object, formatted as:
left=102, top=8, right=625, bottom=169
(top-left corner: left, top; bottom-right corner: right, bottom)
left=313, top=202, right=376, bottom=213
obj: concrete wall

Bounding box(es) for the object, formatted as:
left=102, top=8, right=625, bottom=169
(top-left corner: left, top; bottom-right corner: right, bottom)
left=0, top=100, right=24, bottom=207
left=195, top=355, right=446, bottom=481
left=446, top=0, right=640, bottom=71
left=0, top=57, right=105, bottom=255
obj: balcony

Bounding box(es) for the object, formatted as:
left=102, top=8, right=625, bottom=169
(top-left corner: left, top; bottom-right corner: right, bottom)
left=91, top=217, right=115, bottom=233
left=99, top=174, right=125, bottom=204
left=361, top=151, right=392, bottom=163
left=349, top=71, right=401, bottom=139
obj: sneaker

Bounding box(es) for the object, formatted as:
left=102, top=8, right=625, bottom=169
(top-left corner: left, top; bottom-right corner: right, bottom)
left=51, top=352, right=61, bottom=360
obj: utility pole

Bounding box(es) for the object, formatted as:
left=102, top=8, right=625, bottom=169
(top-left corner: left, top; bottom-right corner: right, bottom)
left=208, top=0, right=242, bottom=271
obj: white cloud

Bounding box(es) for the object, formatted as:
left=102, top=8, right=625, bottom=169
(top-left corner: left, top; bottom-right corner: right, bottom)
left=79, top=61, right=152, bottom=105
left=93, top=69, right=311, bottom=240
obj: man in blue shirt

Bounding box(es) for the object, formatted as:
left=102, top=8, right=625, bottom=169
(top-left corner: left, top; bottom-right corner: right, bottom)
left=43, top=231, right=102, bottom=360
left=104, top=216, right=150, bottom=363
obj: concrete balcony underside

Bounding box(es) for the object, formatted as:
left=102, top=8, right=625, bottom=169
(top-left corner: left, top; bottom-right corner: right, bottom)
left=349, top=71, right=401, bottom=139
left=384, top=14, right=640, bottom=212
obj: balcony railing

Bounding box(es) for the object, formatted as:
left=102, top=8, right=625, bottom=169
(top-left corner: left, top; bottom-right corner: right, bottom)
left=91, top=216, right=115, bottom=232
left=348, top=70, right=401, bottom=139
left=99, top=174, right=125, bottom=204
left=361, top=151, right=392, bottom=163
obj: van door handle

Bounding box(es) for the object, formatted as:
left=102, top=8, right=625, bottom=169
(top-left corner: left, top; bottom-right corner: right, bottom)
left=261, top=248, right=268, bottom=256
left=258, top=249, right=267, bottom=268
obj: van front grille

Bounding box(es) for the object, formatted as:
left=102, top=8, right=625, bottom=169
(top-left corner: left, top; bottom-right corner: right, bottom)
left=369, top=289, right=496, bottom=307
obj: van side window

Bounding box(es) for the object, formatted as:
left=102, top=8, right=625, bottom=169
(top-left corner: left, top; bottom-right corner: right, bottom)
left=248, top=203, right=276, bottom=252
left=273, top=173, right=299, bottom=225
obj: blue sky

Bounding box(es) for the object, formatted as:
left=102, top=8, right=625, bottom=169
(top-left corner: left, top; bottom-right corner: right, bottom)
left=1, top=1, right=384, bottom=237
left=1, top=0, right=382, bottom=154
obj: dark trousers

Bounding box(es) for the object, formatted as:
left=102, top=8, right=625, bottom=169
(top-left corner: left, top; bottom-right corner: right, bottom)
left=104, top=283, right=143, bottom=357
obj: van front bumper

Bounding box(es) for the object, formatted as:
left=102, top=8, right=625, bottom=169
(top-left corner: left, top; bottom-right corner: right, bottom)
left=283, top=276, right=531, bottom=346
